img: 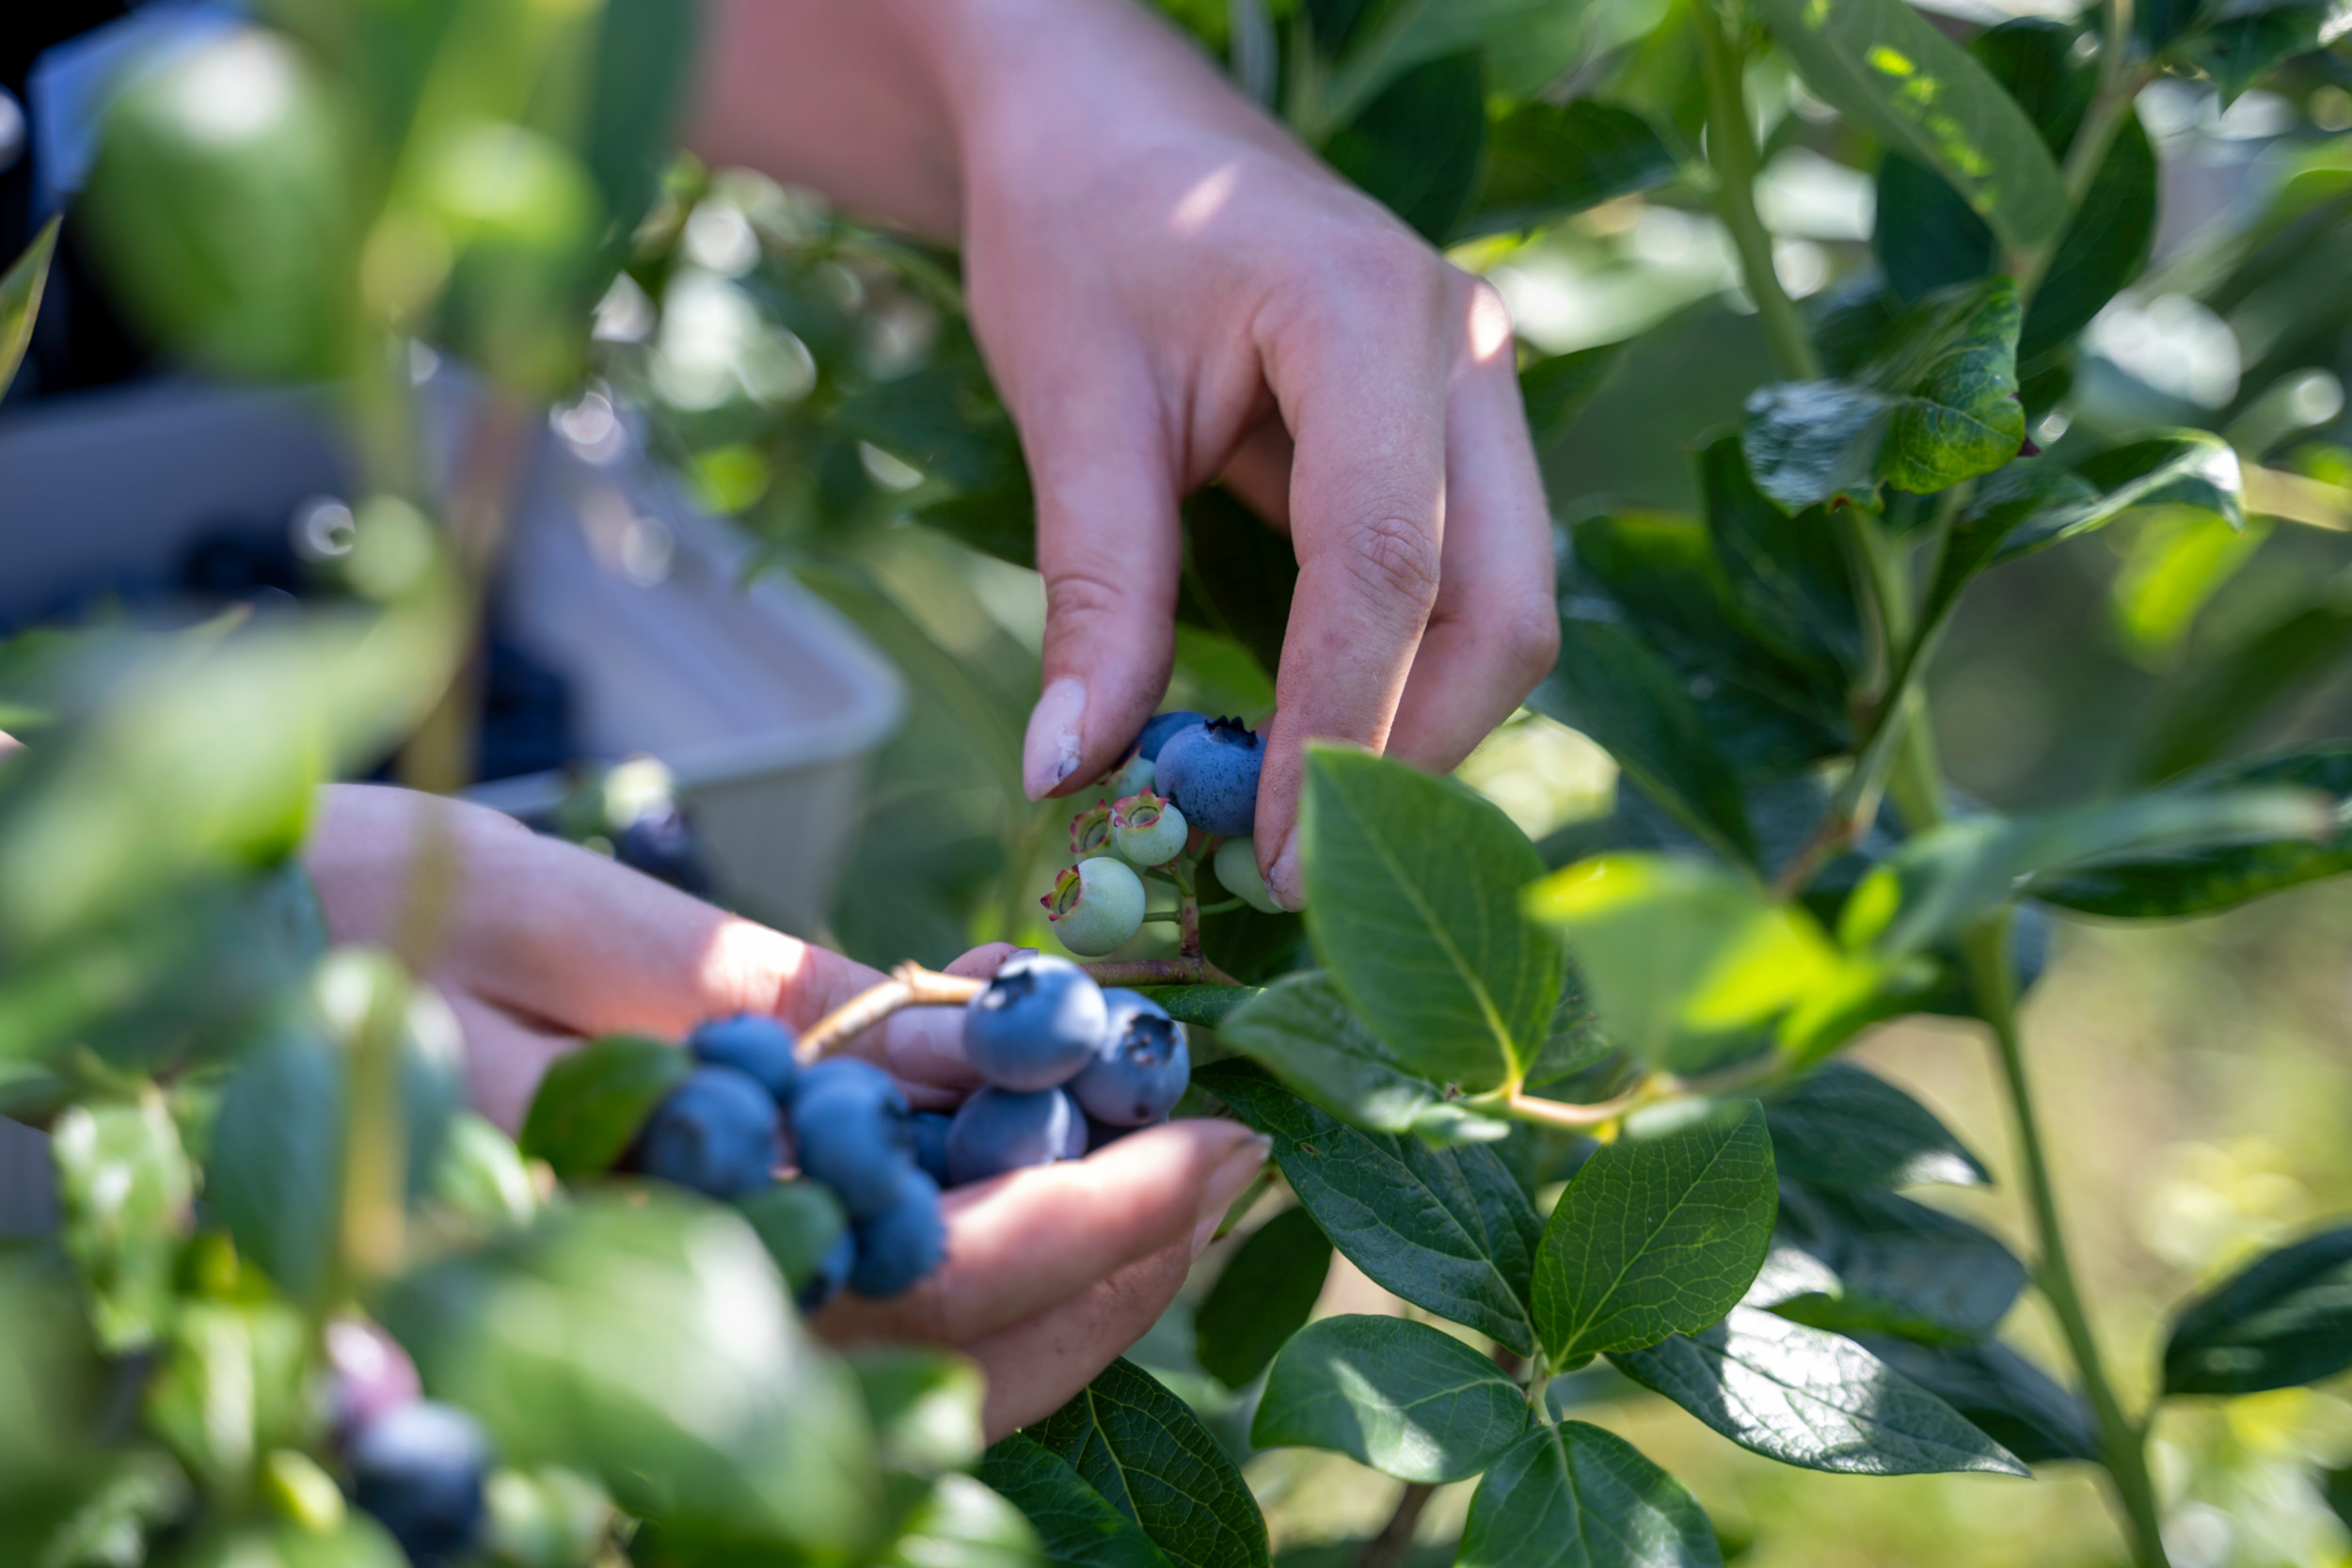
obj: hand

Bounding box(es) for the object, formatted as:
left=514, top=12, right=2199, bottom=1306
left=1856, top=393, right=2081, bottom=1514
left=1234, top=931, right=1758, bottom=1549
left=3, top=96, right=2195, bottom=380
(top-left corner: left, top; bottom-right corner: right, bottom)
left=691, top=0, right=1558, bottom=910
left=304, top=784, right=1267, bottom=1435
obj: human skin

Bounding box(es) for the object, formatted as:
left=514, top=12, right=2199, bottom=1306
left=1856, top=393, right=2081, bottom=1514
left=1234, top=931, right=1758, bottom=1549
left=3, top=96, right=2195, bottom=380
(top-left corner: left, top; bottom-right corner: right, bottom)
left=304, top=784, right=1267, bottom=1437
left=688, top=0, right=1559, bottom=910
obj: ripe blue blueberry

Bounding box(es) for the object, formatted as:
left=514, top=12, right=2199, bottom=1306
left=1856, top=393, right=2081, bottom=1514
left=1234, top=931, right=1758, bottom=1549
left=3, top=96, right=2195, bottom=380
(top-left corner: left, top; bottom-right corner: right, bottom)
left=911, top=1110, right=953, bottom=1186
left=634, top=1067, right=781, bottom=1199
left=1110, top=791, right=1188, bottom=867
left=1134, top=709, right=1209, bottom=761
left=1043, top=857, right=1146, bottom=958
left=850, top=1165, right=946, bottom=1297
left=1070, top=990, right=1191, bottom=1126
left=798, top=1227, right=855, bottom=1314
left=963, top=953, right=1108, bottom=1091
left=1062, top=1105, right=1089, bottom=1161
left=687, top=1013, right=799, bottom=1103
left=1154, top=718, right=1263, bottom=837
left=346, top=1400, right=491, bottom=1566
left=788, top=1058, right=916, bottom=1220
left=945, top=1085, right=1082, bottom=1185
left=1212, top=835, right=1286, bottom=914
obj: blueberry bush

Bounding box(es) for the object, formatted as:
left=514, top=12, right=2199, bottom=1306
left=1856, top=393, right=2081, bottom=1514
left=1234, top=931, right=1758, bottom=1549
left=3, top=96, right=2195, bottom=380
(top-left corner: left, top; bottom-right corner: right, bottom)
left=6, top=0, right=2352, bottom=1565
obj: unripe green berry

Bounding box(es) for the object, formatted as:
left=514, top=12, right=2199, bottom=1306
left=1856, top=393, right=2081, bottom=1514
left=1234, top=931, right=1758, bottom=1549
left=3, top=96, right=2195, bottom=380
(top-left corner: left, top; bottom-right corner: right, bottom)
left=1070, top=799, right=1115, bottom=858
left=1110, top=791, right=1188, bottom=867
left=1044, top=858, right=1146, bottom=956
left=1214, top=836, right=1284, bottom=914
left=1106, top=750, right=1154, bottom=799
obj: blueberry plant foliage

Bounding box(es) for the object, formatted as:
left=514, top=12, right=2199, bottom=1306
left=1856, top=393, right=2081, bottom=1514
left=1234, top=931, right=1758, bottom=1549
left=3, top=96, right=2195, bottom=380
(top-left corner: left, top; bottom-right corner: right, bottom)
left=5, top=0, right=2352, bottom=1566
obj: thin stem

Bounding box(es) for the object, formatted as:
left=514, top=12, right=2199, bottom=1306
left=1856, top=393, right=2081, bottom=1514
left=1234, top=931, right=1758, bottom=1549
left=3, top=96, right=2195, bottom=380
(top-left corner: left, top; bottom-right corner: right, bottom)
left=1963, top=917, right=2171, bottom=1568
left=1355, top=1483, right=1438, bottom=1568
left=2019, top=0, right=2147, bottom=294
left=797, top=963, right=985, bottom=1063
left=1693, top=0, right=1821, bottom=382
left=1173, top=857, right=1203, bottom=961
left=1086, top=956, right=1246, bottom=988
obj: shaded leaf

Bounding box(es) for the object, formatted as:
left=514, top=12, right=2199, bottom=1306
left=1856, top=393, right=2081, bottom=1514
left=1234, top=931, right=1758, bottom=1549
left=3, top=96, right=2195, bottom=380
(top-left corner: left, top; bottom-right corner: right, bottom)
left=1139, top=985, right=1263, bottom=1031
left=1299, top=0, right=1565, bottom=139
left=1253, top=1315, right=1529, bottom=1481
left=1741, top=280, right=2024, bottom=513
left=1196, top=1206, right=1334, bottom=1388
left=1761, top=1183, right=2026, bottom=1343
left=1853, top=1334, right=2101, bottom=1463
left=1028, top=1359, right=1271, bottom=1568
left=1754, top=0, right=2068, bottom=255
left=2164, top=1227, right=2352, bottom=1394
left=1198, top=1063, right=1542, bottom=1355
left=1612, top=1307, right=2026, bottom=1474
left=2176, top=1, right=2339, bottom=104
left=1462, top=102, right=1677, bottom=241
left=1763, top=1063, right=1990, bottom=1192
left=1326, top=51, right=1487, bottom=244
left=518, top=1034, right=691, bottom=1182
left=2035, top=747, right=2352, bottom=916
left=1533, top=1101, right=1778, bottom=1363
left=1217, top=972, right=1472, bottom=1137
left=977, top=1433, right=1171, bottom=1568
left=0, top=217, right=58, bottom=400
left=1301, top=748, right=1560, bottom=1090
left=51, top=1086, right=192, bottom=1353
left=2133, top=591, right=2352, bottom=784
left=1695, top=434, right=1863, bottom=683
left=1180, top=487, right=1296, bottom=690
left=874, top=1474, right=1045, bottom=1568
left=1521, top=344, right=1625, bottom=449
left=737, top=1180, right=850, bottom=1302
left=852, top=1347, right=988, bottom=1476
left=1456, top=1420, right=1721, bottom=1568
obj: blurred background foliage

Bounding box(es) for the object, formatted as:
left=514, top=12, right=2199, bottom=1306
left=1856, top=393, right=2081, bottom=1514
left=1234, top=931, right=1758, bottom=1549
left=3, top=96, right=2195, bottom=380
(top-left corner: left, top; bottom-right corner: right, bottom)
left=549, top=3, right=2352, bottom=1559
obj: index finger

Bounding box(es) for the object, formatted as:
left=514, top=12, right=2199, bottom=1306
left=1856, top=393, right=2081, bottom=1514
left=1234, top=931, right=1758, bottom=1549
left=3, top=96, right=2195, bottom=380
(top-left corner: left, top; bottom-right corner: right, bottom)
left=1250, top=242, right=1453, bottom=908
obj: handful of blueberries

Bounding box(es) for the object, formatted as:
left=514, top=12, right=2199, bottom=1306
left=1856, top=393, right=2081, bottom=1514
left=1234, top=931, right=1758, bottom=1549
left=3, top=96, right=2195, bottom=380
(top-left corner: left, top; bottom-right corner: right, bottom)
left=628, top=953, right=1189, bottom=1310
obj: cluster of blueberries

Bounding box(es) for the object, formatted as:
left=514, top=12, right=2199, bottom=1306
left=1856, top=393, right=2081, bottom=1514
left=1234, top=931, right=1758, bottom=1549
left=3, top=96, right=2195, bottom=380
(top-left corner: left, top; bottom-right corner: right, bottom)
left=327, top=1321, right=494, bottom=1568
left=1044, top=710, right=1283, bottom=956
left=628, top=953, right=1189, bottom=1309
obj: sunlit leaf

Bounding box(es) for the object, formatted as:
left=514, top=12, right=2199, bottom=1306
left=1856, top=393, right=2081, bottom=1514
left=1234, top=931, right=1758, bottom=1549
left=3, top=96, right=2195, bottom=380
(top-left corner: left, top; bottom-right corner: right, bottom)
left=1461, top=102, right=1677, bottom=241
left=1253, top=1315, right=1530, bottom=1481
left=1456, top=1420, right=1721, bottom=1567
left=0, top=217, right=58, bottom=399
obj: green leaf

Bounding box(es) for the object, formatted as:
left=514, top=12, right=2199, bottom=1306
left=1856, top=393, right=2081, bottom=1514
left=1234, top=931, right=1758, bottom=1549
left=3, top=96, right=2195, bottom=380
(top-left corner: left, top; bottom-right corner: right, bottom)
left=2035, top=747, right=2352, bottom=917
left=1026, top=1359, right=1270, bottom=1568
left=1694, top=434, right=1863, bottom=684
left=431, top=1110, right=540, bottom=1232
left=1180, top=487, right=1296, bottom=689
left=1612, top=1307, right=2026, bottom=1475
left=1873, top=21, right=2158, bottom=367
left=1253, top=1315, right=1529, bottom=1481
left=1532, top=615, right=1757, bottom=867
left=50, top=1086, right=192, bottom=1354
left=0, top=217, right=58, bottom=400
left=2176, top=1, right=2338, bottom=105
left=1763, top=1063, right=1990, bottom=1192
left=1520, top=343, right=1624, bottom=449
left=2111, top=509, right=2271, bottom=660
left=1299, top=0, right=1567, bottom=140
left=1195, top=1207, right=1334, bottom=1388
left=2133, top=591, right=2352, bottom=783
left=1741, top=280, right=2025, bottom=513
left=2163, top=1227, right=2352, bottom=1395
left=1533, top=1101, right=1778, bottom=1363
left=736, top=1180, right=850, bottom=1302
left=1198, top=1063, right=1542, bottom=1355
left=1139, top=985, right=1263, bottom=1031
left=1217, top=973, right=1468, bottom=1137
left=851, top=1347, right=987, bottom=1476
left=380, top=1191, right=879, bottom=1553
left=977, top=1434, right=1171, bottom=1568
left=1325, top=51, right=1486, bottom=244
left=1523, top=855, right=1844, bottom=1073
left=1456, top=1420, right=1721, bottom=1568
left=1760, top=1184, right=2026, bottom=1343
left=1752, top=0, right=2068, bottom=255
left=1301, top=747, right=1561, bottom=1089
left=1840, top=788, right=2334, bottom=957
left=517, top=1034, right=691, bottom=1181
left=1461, top=102, right=1677, bottom=241
left=145, top=1298, right=311, bottom=1497
left=873, top=1475, right=1045, bottom=1568
left=828, top=363, right=1027, bottom=499
left=1853, top=1335, right=2100, bottom=1463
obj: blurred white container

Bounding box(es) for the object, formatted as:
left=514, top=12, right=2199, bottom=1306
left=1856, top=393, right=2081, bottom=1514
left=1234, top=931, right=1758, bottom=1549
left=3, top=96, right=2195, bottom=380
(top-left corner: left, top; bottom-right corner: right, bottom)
left=0, top=376, right=904, bottom=937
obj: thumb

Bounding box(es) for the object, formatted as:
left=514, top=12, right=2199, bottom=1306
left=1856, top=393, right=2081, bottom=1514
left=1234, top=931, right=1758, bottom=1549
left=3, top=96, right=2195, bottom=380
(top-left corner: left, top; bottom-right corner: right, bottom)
left=1017, top=363, right=1185, bottom=800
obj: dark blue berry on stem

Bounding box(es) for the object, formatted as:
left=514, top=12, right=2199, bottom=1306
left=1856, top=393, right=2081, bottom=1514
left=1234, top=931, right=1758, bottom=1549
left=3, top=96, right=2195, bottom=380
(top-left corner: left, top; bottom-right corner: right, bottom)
left=911, top=1110, right=953, bottom=1186
left=789, top=1058, right=916, bottom=1220
left=1134, top=709, right=1209, bottom=761
left=1070, top=990, right=1191, bottom=1126
left=798, top=1227, right=856, bottom=1314
left=347, top=1400, right=491, bottom=1567
left=1154, top=717, right=1263, bottom=837
left=963, top=953, right=1108, bottom=1091
left=634, top=1067, right=782, bottom=1199
left=850, top=1165, right=946, bottom=1297
left=945, top=1086, right=1083, bottom=1185
left=688, top=1013, right=799, bottom=1103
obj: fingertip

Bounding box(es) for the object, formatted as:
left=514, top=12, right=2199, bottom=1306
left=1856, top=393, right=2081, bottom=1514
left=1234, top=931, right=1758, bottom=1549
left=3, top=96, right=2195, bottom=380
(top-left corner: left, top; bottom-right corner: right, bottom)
left=1022, top=677, right=1089, bottom=800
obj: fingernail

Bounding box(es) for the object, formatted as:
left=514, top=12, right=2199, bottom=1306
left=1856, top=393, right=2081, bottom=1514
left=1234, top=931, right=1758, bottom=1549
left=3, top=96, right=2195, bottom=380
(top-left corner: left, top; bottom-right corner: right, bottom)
left=1022, top=677, right=1089, bottom=800
left=1191, top=1134, right=1273, bottom=1256
left=1265, top=833, right=1304, bottom=911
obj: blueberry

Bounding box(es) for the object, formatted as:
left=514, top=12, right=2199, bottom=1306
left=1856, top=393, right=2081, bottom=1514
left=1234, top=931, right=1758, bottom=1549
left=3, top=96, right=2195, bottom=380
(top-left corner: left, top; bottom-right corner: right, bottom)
left=347, top=1400, right=491, bottom=1566
left=1088, top=1110, right=1169, bottom=1153
left=963, top=953, right=1108, bottom=1091
left=613, top=804, right=711, bottom=897
left=1070, top=990, right=1191, bottom=1127
left=788, top=1058, right=916, bottom=1220
left=688, top=1013, right=799, bottom=1103
left=1070, top=799, right=1117, bottom=858
left=1062, top=1106, right=1089, bottom=1162
left=1105, top=749, right=1155, bottom=799
left=945, top=1086, right=1082, bottom=1186
left=1213, top=834, right=1285, bottom=913
left=911, top=1110, right=953, bottom=1186
left=1043, top=857, right=1147, bottom=958
left=1110, top=791, right=1188, bottom=868
left=1134, top=710, right=1210, bottom=762
left=324, top=1318, right=421, bottom=1442
left=1154, top=718, right=1263, bottom=838
left=634, top=1067, right=781, bottom=1199
left=850, top=1165, right=946, bottom=1297
left=798, top=1227, right=856, bottom=1313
